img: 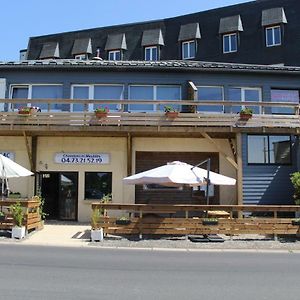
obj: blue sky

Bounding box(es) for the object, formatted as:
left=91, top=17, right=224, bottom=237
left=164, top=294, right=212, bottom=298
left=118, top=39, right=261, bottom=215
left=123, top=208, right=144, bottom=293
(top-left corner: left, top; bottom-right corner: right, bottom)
left=0, top=0, right=250, bottom=61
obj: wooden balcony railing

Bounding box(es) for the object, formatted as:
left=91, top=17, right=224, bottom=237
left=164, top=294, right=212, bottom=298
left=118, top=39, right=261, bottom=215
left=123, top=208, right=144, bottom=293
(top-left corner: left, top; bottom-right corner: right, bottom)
left=0, top=99, right=300, bottom=132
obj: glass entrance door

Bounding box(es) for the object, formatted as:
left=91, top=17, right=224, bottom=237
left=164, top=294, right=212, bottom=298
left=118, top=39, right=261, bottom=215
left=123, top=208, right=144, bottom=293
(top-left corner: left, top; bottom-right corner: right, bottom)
left=38, top=172, right=78, bottom=221
left=59, top=173, right=78, bottom=220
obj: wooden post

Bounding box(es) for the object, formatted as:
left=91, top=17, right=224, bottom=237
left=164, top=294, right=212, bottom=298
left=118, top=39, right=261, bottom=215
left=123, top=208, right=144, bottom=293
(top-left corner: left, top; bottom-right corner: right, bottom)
left=127, top=133, right=132, bottom=176
left=236, top=133, right=243, bottom=218
left=23, top=131, right=34, bottom=171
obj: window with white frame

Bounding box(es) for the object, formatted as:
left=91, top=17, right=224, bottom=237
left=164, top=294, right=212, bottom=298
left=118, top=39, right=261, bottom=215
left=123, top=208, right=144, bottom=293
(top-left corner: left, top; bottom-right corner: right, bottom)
left=182, top=40, right=196, bottom=59
left=223, top=33, right=237, bottom=53
left=266, top=25, right=281, bottom=47
left=71, top=84, right=124, bottom=112
left=145, top=46, right=158, bottom=61
left=128, top=85, right=181, bottom=112
left=228, top=87, right=261, bottom=114
left=10, top=84, right=63, bottom=112
left=108, top=50, right=121, bottom=61
left=197, top=86, right=224, bottom=113
left=74, top=54, right=88, bottom=60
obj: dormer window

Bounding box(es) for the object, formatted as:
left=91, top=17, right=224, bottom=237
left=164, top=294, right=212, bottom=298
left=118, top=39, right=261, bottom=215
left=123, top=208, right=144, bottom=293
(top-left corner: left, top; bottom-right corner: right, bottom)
left=141, top=29, right=164, bottom=61
left=219, top=15, right=243, bottom=54
left=223, top=33, right=237, bottom=53
left=182, top=40, right=196, bottom=59
left=71, top=38, right=92, bottom=60
left=262, top=7, right=287, bottom=48
left=74, top=54, right=88, bottom=60
left=108, top=50, right=121, bottom=61
left=266, top=25, right=281, bottom=47
left=178, top=23, right=201, bottom=60
left=105, top=33, right=127, bottom=61
left=145, top=46, right=158, bottom=61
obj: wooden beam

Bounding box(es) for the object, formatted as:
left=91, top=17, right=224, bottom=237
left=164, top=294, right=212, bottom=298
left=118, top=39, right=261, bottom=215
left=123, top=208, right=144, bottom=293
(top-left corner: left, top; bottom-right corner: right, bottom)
left=23, top=131, right=34, bottom=171
left=201, top=132, right=238, bottom=170
left=127, top=133, right=132, bottom=176
left=31, top=136, right=37, bottom=172
left=228, top=138, right=237, bottom=163
left=236, top=133, right=243, bottom=217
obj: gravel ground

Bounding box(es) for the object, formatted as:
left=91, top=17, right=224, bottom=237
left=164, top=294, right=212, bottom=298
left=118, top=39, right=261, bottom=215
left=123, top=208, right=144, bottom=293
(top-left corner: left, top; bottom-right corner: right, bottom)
left=89, top=234, right=300, bottom=251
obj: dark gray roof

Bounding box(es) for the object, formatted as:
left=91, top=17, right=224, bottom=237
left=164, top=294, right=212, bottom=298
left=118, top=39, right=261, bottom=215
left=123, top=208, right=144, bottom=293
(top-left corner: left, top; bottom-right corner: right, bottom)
left=105, top=33, right=127, bottom=50
left=1, top=59, right=300, bottom=75
left=39, top=42, right=60, bottom=59
left=178, top=23, right=201, bottom=41
left=261, top=7, right=287, bottom=26
left=219, top=15, right=243, bottom=34
left=71, top=38, right=92, bottom=55
left=141, top=29, right=164, bottom=46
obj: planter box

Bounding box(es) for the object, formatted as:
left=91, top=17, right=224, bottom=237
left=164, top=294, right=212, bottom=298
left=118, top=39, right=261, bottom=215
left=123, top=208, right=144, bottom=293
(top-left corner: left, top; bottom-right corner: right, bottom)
left=165, top=111, right=179, bottom=118
left=95, top=112, right=108, bottom=118
left=202, top=220, right=218, bottom=226
left=91, top=228, right=103, bottom=242
left=239, top=113, right=252, bottom=121
left=18, top=111, right=31, bottom=116
left=12, top=226, right=26, bottom=239
left=292, top=220, right=300, bottom=226
left=116, top=219, right=131, bottom=225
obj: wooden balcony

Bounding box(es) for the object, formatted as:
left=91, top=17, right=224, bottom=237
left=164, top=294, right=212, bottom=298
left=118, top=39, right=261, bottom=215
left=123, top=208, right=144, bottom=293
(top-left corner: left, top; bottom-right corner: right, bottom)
left=1, top=99, right=300, bottom=136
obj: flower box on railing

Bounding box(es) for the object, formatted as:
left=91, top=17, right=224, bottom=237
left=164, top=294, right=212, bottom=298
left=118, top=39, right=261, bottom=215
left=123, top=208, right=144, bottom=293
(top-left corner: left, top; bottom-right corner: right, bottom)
left=94, top=106, right=109, bottom=118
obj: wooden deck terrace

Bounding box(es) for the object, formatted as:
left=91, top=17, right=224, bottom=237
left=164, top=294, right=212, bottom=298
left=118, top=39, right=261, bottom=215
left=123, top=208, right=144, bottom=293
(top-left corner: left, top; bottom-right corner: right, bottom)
left=0, top=99, right=300, bottom=136
left=91, top=203, right=300, bottom=237
left=0, top=199, right=42, bottom=231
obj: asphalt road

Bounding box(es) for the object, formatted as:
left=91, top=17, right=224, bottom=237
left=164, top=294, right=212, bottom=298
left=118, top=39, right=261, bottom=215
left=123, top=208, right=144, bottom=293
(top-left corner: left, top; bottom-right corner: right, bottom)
left=0, top=245, right=299, bottom=300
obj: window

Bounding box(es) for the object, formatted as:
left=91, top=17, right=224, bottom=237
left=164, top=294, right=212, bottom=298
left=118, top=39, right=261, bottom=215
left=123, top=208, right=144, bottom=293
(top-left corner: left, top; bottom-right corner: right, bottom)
left=223, top=33, right=237, bottom=53
left=182, top=40, right=196, bottom=59
left=197, top=86, right=224, bottom=113
left=228, top=87, right=261, bottom=114
left=271, top=89, right=299, bottom=114
left=72, top=84, right=124, bottom=112
left=74, top=54, right=88, bottom=60
left=108, top=50, right=121, bottom=61
left=266, top=26, right=281, bottom=47
left=145, top=46, right=158, bottom=61
left=129, top=85, right=181, bottom=112
left=10, top=85, right=63, bottom=112
left=84, top=172, right=112, bottom=200
left=247, top=135, right=291, bottom=164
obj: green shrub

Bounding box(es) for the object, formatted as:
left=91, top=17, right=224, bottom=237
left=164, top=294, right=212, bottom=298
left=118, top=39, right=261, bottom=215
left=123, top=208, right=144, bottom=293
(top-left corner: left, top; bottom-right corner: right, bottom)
left=10, top=202, right=24, bottom=227
left=291, top=172, right=300, bottom=205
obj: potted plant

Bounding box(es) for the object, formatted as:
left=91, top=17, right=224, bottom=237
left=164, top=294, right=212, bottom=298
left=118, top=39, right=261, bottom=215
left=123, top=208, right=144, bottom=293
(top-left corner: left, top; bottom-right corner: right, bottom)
left=10, top=202, right=26, bottom=239
left=18, top=107, right=31, bottom=115
left=116, top=216, right=131, bottom=225
left=91, top=208, right=103, bottom=242
left=239, top=107, right=253, bottom=120
left=94, top=106, right=109, bottom=118
left=292, top=219, right=300, bottom=226
left=0, top=211, right=5, bottom=222
left=164, top=105, right=179, bottom=118
left=202, top=218, right=219, bottom=225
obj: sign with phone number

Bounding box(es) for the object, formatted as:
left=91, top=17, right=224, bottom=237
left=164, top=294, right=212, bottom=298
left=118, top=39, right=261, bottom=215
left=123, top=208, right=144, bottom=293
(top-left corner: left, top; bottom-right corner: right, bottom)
left=54, top=153, right=109, bottom=164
